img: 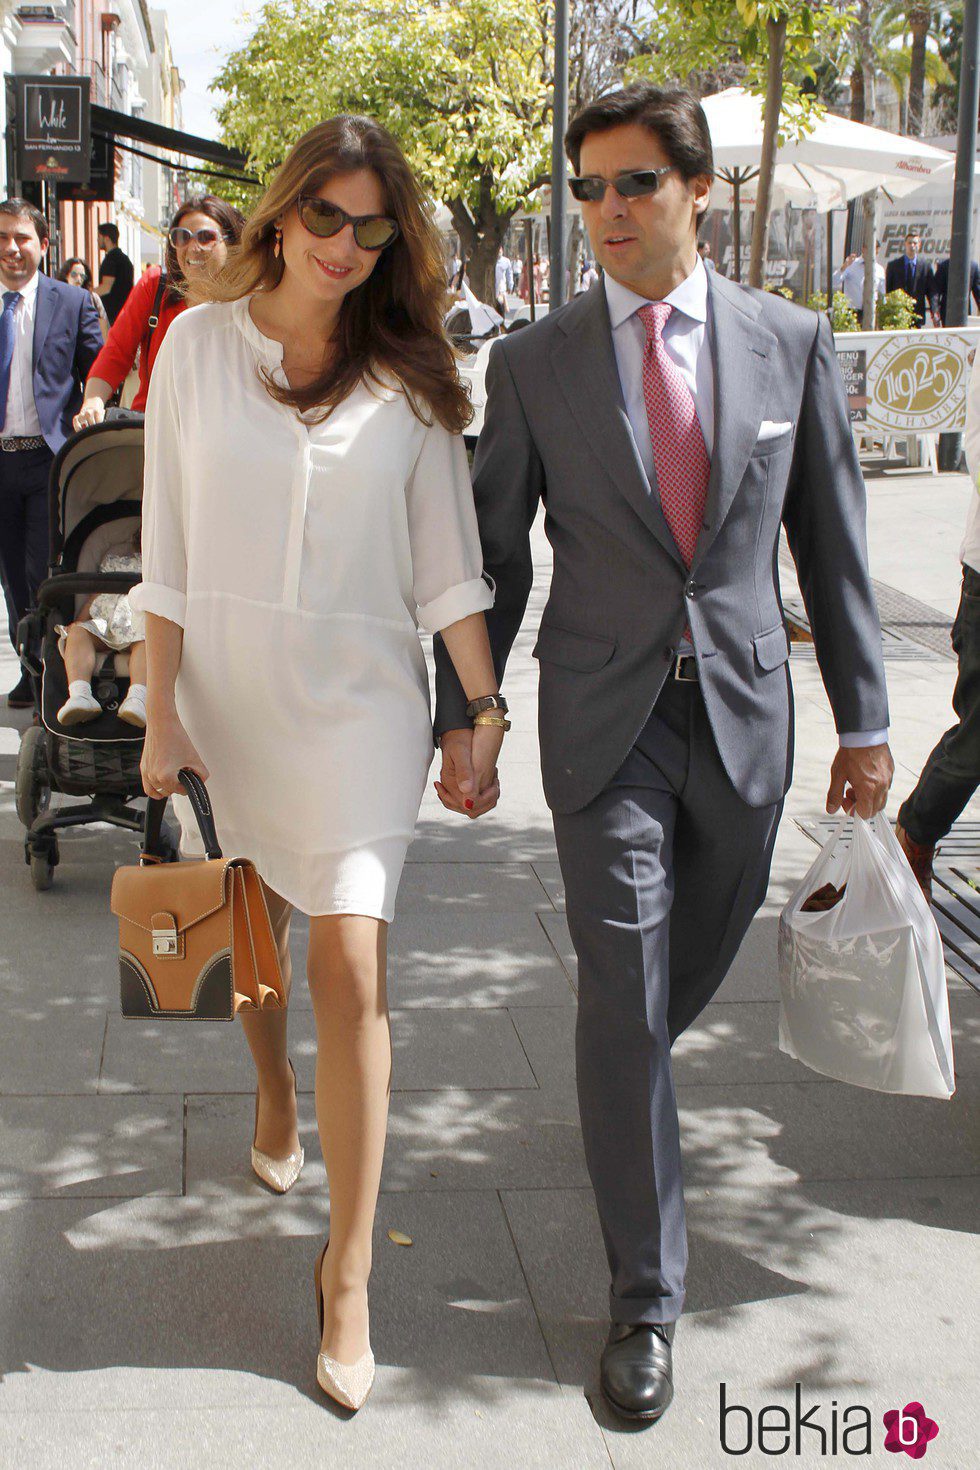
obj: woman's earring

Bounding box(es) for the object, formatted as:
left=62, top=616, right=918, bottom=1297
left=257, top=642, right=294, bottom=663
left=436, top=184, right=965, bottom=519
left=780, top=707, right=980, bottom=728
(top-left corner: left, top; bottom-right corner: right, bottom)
left=273, top=226, right=282, bottom=260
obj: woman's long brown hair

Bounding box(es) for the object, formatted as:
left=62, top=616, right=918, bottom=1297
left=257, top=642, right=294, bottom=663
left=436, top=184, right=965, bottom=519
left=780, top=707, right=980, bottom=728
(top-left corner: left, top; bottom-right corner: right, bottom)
left=191, top=117, right=470, bottom=433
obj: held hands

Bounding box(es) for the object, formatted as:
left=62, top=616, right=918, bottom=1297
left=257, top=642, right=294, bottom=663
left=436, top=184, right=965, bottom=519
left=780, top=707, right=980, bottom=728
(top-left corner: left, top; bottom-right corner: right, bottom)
left=140, top=706, right=209, bottom=801
left=72, top=397, right=107, bottom=431
left=826, top=742, right=894, bottom=820
left=435, top=726, right=502, bottom=818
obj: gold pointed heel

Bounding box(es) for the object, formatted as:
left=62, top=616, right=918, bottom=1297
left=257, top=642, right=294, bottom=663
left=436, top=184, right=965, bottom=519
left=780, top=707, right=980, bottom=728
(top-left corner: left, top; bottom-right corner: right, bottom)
left=314, top=1238, right=375, bottom=1412
left=251, top=1058, right=304, bottom=1193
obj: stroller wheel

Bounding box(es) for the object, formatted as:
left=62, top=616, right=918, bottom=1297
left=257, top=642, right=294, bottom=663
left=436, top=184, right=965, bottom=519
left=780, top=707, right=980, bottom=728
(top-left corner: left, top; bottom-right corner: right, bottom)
left=15, top=725, right=50, bottom=830
left=28, top=836, right=58, bottom=891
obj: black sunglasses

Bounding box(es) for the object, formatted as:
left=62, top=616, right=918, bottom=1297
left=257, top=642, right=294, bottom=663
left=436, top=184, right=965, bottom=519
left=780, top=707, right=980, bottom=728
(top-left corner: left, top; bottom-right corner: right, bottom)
left=568, top=166, right=674, bottom=203
left=295, top=195, right=400, bottom=251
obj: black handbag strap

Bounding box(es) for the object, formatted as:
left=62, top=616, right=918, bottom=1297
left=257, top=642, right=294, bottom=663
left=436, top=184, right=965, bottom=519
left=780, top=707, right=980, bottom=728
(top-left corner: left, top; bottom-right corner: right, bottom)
left=140, top=271, right=168, bottom=360
left=143, top=768, right=222, bottom=861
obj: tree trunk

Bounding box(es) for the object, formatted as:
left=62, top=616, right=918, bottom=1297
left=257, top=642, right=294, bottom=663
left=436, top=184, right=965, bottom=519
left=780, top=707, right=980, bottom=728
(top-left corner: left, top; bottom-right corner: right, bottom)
left=850, top=61, right=865, bottom=122
left=568, top=213, right=584, bottom=294
left=862, top=190, right=877, bottom=327
left=468, top=229, right=505, bottom=308
left=859, top=3, right=877, bottom=125
left=907, top=6, right=932, bottom=135
left=749, top=15, right=787, bottom=290
left=447, top=188, right=513, bottom=309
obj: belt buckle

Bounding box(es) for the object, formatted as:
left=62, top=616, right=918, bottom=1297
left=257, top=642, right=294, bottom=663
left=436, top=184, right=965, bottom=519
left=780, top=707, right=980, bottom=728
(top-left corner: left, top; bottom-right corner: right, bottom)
left=672, top=655, right=698, bottom=683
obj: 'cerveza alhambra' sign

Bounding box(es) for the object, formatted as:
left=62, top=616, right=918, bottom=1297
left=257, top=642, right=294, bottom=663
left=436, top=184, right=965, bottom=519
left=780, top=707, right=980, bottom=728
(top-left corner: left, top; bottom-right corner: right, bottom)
left=12, top=74, right=91, bottom=185
left=834, top=327, right=980, bottom=434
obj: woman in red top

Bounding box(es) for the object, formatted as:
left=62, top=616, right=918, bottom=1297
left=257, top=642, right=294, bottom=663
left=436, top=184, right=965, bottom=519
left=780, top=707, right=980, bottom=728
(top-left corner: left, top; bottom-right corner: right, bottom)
left=74, top=196, right=244, bottom=427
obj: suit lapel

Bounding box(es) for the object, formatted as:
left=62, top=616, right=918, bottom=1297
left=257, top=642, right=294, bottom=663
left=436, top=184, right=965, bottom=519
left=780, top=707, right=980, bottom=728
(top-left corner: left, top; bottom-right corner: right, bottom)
left=692, top=273, right=775, bottom=569
left=32, top=273, right=57, bottom=375
left=551, top=285, right=684, bottom=568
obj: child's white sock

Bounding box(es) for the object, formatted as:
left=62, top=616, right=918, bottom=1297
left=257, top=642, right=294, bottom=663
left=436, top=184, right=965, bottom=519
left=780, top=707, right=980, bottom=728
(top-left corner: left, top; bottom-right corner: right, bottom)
left=68, top=680, right=93, bottom=699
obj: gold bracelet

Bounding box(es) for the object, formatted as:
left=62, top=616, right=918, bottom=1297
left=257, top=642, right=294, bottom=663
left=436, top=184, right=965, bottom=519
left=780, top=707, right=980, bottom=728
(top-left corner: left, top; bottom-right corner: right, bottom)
left=473, top=713, right=511, bottom=731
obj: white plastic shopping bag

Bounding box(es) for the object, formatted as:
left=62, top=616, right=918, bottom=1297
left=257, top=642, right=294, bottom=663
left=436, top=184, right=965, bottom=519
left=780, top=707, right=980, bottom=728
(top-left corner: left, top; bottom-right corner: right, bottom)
left=778, top=814, right=955, bottom=1098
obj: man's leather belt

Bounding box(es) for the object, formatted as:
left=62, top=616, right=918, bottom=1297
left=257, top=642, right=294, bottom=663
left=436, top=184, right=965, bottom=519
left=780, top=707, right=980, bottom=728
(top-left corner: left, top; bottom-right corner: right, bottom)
left=0, top=435, right=46, bottom=452
left=671, top=654, right=699, bottom=683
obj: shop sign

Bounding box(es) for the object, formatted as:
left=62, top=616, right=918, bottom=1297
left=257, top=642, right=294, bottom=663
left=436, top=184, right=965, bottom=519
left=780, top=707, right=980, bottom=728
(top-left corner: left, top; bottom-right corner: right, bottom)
left=833, top=328, right=980, bottom=433
left=13, top=74, right=91, bottom=184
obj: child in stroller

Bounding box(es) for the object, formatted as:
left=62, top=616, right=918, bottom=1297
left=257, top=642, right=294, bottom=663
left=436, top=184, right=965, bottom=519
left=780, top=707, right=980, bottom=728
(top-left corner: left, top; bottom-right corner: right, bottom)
left=55, top=528, right=147, bottom=728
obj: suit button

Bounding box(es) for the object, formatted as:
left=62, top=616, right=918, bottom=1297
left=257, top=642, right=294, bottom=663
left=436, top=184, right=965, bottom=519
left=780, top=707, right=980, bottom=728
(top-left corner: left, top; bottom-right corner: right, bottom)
left=684, top=583, right=696, bottom=599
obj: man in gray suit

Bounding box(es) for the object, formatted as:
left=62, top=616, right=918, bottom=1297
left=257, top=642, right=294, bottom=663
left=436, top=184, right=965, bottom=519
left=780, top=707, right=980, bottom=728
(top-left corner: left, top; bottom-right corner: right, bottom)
left=434, top=85, right=893, bottom=1424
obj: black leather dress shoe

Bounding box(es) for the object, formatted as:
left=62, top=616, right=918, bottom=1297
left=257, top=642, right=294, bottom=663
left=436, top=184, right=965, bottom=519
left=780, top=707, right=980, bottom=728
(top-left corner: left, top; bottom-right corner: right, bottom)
left=7, top=673, right=33, bottom=709
left=600, top=1322, right=674, bottom=1423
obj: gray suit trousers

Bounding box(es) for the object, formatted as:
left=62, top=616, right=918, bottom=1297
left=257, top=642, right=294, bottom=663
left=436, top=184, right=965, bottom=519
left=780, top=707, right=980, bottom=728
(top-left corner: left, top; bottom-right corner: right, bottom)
left=553, top=678, right=782, bottom=1326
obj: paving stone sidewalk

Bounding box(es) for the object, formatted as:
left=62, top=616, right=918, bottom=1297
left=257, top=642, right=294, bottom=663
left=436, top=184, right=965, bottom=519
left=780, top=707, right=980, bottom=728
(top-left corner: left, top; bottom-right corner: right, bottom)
left=0, top=469, right=976, bottom=1469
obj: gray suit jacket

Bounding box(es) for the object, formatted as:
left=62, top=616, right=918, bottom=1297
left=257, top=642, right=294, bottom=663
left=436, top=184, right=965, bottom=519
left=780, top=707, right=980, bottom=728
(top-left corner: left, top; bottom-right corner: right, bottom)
left=434, top=271, right=889, bottom=813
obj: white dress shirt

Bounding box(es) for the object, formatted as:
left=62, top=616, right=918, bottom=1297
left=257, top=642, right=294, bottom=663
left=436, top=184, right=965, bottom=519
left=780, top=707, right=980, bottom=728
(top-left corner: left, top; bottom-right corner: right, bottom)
left=603, top=260, right=886, bottom=748
left=2, top=268, right=43, bottom=437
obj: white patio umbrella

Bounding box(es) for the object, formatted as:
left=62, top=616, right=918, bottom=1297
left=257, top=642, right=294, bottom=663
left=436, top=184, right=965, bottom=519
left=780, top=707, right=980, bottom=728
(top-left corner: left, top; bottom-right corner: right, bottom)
left=703, top=88, right=955, bottom=215
left=701, top=89, right=957, bottom=284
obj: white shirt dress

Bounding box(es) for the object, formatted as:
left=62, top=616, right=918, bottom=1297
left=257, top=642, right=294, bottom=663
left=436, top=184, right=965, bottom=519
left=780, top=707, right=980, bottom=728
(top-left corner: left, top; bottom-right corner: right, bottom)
left=130, top=297, right=493, bottom=920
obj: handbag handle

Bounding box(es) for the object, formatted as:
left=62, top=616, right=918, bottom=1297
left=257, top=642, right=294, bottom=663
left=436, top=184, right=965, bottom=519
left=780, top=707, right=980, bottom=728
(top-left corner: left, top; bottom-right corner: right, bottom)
left=143, top=768, right=222, bottom=861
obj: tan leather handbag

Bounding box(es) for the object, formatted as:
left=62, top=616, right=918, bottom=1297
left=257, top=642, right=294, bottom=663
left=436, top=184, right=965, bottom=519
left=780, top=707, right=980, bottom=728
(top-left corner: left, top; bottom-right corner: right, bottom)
left=110, top=769, right=285, bottom=1021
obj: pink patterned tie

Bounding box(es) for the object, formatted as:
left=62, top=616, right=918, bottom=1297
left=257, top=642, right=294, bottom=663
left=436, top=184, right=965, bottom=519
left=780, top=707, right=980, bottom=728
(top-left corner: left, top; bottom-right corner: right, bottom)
left=638, top=301, right=710, bottom=567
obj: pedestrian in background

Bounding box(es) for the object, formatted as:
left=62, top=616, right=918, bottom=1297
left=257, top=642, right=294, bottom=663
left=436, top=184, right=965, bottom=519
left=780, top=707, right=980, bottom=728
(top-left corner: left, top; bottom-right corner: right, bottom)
left=697, top=239, right=715, bottom=273
left=579, top=258, right=599, bottom=291
left=897, top=349, right=980, bottom=894
left=494, top=244, right=513, bottom=314
left=0, top=198, right=102, bottom=707
left=74, top=196, right=244, bottom=428
left=834, top=250, right=885, bottom=327
left=534, top=252, right=549, bottom=301
left=95, top=221, right=134, bottom=325
left=885, top=232, right=939, bottom=327
left=56, top=257, right=109, bottom=339
left=934, top=254, right=980, bottom=325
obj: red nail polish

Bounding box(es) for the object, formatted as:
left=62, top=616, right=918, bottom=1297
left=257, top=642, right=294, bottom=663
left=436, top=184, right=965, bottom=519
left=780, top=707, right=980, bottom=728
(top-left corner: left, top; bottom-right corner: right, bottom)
left=465, top=800, right=474, bottom=810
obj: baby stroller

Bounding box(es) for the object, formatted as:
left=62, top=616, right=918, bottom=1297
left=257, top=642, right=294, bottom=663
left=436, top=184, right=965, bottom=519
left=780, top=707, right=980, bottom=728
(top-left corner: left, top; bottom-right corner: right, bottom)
left=13, top=415, right=178, bottom=889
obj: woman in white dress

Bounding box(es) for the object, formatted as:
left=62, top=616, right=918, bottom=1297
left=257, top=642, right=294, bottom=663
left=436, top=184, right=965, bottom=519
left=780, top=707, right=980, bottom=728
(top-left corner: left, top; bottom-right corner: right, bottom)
left=133, top=117, right=508, bottom=1411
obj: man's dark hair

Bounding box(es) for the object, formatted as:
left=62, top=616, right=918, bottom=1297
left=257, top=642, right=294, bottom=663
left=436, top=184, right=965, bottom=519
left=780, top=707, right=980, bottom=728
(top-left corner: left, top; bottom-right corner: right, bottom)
left=98, top=221, right=120, bottom=244
left=565, top=84, right=714, bottom=182
left=0, top=197, right=49, bottom=243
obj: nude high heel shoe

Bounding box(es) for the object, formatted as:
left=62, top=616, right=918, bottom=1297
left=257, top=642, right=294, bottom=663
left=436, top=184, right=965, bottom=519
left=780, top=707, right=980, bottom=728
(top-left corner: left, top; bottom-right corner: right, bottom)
left=251, top=1058, right=304, bottom=1193
left=314, top=1238, right=375, bottom=1411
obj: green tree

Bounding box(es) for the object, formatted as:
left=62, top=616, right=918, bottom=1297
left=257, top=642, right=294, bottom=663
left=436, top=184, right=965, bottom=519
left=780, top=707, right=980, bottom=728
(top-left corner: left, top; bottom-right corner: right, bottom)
left=628, top=0, right=852, bottom=287
left=931, top=3, right=964, bottom=134
left=213, top=0, right=571, bottom=303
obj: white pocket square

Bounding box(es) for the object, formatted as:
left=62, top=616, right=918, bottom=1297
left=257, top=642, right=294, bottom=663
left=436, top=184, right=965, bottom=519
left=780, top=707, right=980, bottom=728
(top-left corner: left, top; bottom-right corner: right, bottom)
left=757, top=419, right=794, bottom=442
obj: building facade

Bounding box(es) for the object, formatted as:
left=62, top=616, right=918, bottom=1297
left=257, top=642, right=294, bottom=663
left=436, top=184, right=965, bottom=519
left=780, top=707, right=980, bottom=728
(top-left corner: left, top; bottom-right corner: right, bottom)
left=1, top=1, right=185, bottom=276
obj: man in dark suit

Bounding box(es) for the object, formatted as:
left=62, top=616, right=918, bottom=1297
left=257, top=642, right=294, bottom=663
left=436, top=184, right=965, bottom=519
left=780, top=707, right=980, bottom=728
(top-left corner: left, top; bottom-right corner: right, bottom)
left=885, top=232, right=939, bottom=326
left=0, top=198, right=102, bottom=706
left=933, top=255, right=980, bottom=325
left=434, top=86, right=893, bottom=1425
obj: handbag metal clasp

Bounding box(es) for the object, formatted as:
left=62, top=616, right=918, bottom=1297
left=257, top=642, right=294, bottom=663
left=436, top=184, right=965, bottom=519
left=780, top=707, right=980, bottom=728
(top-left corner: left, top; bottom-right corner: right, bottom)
left=151, top=914, right=179, bottom=957
left=152, top=929, right=178, bottom=956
